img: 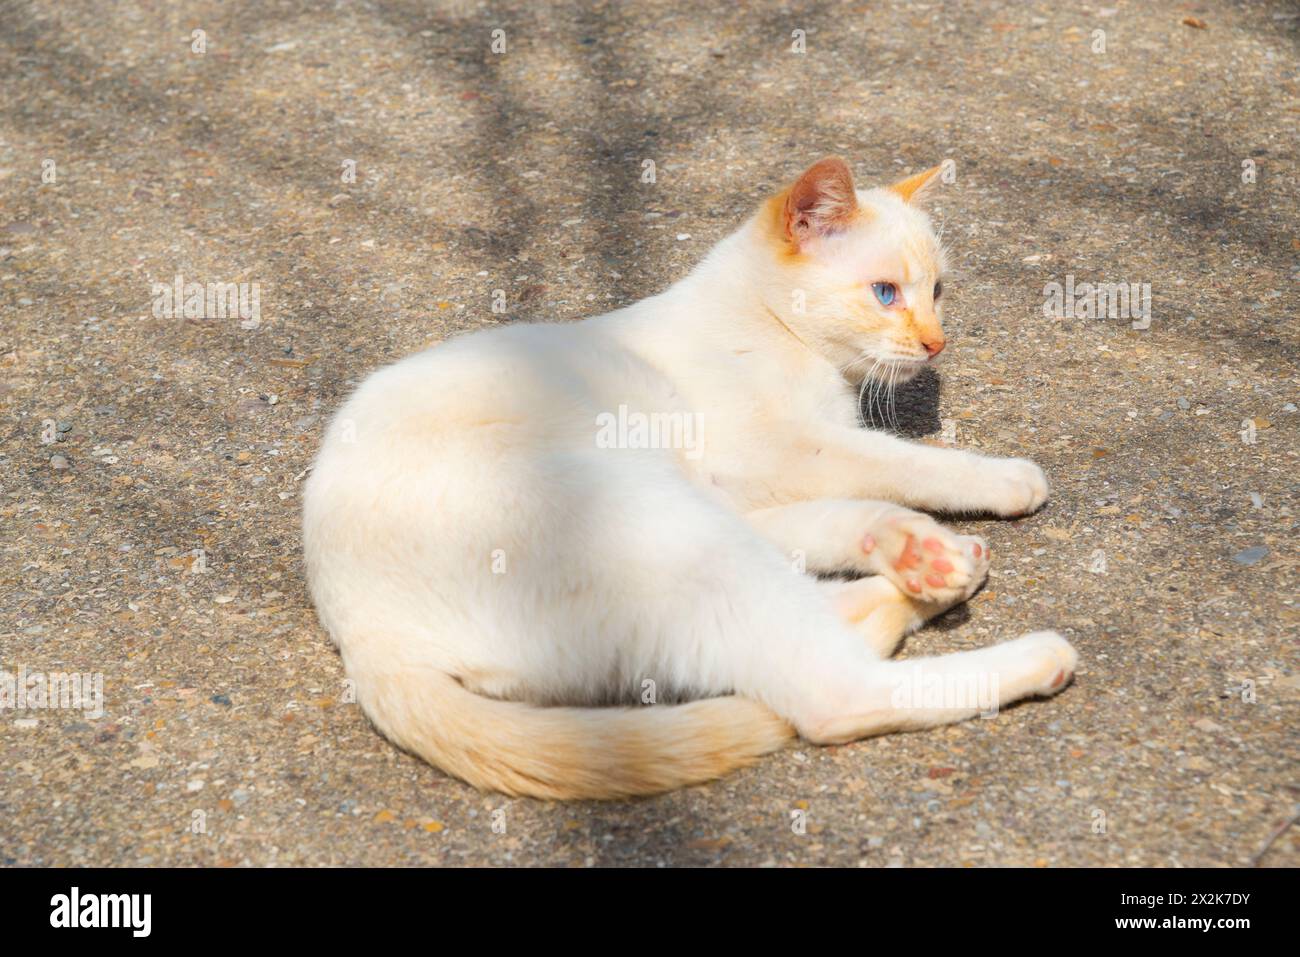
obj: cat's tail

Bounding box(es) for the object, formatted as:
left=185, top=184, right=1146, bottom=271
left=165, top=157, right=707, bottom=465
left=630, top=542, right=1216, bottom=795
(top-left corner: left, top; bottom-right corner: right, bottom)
left=353, top=664, right=794, bottom=799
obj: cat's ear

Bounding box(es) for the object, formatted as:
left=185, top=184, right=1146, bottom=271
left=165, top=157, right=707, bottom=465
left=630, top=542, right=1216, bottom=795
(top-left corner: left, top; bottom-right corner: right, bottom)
left=888, top=164, right=944, bottom=205
left=782, top=157, right=858, bottom=246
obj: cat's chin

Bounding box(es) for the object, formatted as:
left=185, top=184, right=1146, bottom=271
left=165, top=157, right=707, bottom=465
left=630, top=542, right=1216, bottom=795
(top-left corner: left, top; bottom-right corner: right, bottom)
left=892, top=360, right=928, bottom=383
left=856, top=358, right=927, bottom=386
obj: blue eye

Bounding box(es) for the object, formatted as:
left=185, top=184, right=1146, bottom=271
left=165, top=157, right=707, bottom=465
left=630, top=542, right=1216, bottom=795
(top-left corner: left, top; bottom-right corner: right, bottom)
left=872, top=282, right=897, bottom=306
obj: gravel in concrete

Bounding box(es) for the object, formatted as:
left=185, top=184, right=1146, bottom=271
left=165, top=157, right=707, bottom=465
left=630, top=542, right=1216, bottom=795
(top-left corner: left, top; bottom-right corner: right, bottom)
left=1, top=0, right=1296, bottom=866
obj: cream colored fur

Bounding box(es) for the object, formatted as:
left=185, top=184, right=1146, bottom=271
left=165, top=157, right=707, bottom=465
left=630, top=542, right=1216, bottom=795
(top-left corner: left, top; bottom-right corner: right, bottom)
left=302, top=158, right=1077, bottom=799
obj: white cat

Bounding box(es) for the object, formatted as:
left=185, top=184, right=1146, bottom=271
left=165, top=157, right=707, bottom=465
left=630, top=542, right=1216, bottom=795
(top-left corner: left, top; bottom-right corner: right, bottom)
left=303, top=158, right=1077, bottom=799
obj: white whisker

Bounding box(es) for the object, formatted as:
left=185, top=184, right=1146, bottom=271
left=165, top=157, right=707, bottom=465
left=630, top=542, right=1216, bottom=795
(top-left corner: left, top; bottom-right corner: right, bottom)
left=868, top=356, right=889, bottom=429
left=886, top=362, right=899, bottom=433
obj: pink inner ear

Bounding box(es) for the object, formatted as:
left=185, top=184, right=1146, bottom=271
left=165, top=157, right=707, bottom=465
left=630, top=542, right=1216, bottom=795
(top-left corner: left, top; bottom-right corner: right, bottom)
left=785, top=158, right=857, bottom=243
left=888, top=164, right=944, bottom=205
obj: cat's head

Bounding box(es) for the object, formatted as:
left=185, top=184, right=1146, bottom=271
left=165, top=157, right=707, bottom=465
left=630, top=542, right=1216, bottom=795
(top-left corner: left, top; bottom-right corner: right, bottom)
left=758, top=157, right=949, bottom=384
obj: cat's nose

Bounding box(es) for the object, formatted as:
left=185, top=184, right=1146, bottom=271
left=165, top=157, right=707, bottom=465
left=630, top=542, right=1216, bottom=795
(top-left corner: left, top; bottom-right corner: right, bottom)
left=922, top=336, right=945, bottom=358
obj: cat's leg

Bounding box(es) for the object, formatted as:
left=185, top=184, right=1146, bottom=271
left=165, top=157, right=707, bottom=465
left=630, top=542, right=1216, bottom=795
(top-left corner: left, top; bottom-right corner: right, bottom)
left=747, top=499, right=990, bottom=604
left=788, top=630, right=1079, bottom=745
left=755, top=426, right=1048, bottom=516
left=821, top=576, right=950, bottom=657
left=672, top=520, right=1075, bottom=742
left=713, top=564, right=1077, bottom=743
left=539, top=461, right=1073, bottom=751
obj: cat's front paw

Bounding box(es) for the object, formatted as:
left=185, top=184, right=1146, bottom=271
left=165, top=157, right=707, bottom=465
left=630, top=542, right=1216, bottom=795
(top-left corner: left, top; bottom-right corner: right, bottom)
left=977, top=457, right=1049, bottom=517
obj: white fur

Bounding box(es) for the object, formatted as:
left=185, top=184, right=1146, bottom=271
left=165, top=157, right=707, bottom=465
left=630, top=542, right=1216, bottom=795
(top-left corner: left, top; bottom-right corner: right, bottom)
left=302, top=162, right=1077, bottom=798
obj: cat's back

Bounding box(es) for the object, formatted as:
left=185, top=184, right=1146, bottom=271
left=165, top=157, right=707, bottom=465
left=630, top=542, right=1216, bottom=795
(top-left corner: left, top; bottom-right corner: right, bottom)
left=301, top=314, right=686, bottom=636
left=309, top=317, right=676, bottom=491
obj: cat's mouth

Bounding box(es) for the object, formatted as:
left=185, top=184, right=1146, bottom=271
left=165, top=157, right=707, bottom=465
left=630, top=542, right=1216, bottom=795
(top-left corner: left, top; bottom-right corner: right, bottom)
left=840, top=344, right=934, bottom=394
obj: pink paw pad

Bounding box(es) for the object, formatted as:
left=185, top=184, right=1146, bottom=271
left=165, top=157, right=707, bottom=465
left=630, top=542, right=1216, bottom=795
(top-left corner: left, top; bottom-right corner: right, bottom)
left=894, top=536, right=923, bottom=572
left=869, top=517, right=988, bottom=605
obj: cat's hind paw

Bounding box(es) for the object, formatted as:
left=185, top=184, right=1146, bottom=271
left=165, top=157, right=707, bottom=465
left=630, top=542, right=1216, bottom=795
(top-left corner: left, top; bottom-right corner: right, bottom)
left=862, top=511, right=988, bottom=607
left=1016, top=630, right=1078, bottom=696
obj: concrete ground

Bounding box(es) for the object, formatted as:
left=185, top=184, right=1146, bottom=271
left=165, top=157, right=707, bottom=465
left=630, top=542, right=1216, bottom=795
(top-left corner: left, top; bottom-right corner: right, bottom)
left=1, top=0, right=1296, bottom=867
